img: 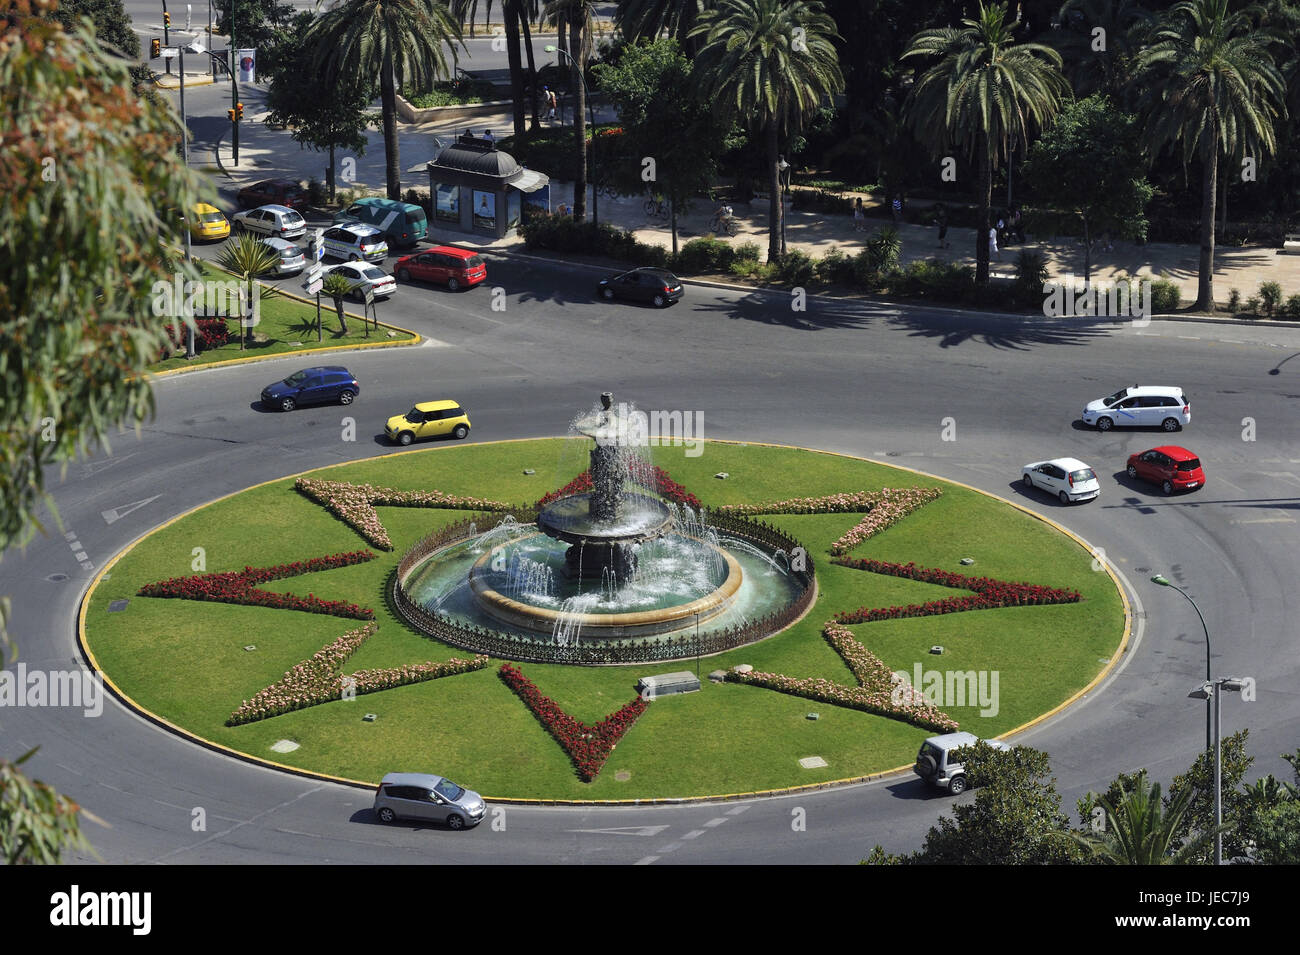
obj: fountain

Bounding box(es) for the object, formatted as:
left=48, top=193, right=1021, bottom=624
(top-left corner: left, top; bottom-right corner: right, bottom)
left=395, top=392, right=816, bottom=663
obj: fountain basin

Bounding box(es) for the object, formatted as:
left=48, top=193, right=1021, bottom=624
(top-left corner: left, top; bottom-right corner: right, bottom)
left=535, top=492, right=674, bottom=545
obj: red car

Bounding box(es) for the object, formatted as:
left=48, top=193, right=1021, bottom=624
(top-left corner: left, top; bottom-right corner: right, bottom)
left=394, top=246, right=487, bottom=291
left=237, top=178, right=309, bottom=210
left=1126, top=446, right=1206, bottom=495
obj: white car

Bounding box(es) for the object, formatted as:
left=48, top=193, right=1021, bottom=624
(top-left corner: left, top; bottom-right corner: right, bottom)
left=1021, top=457, right=1100, bottom=504
left=914, top=732, right=1013, bottom=795
left=258, top=237, right=306, bottom=276
left=322, top=224, right=388, bottom=263
left=322, top=262, right=396, bottom=301
left=1081, top=384, right=1190, bottom=432
left=232, top=203, right=307, bottom=240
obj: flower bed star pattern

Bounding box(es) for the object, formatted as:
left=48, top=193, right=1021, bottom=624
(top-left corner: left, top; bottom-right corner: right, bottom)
left=137, top=550, right=378, bottom=619
left=726, top=623, right=960, bottom=732
left=713, top=487, right=942, bottom=554
left=498, top=663, right=649, bottom=781
left=535, top=464, right=702, bottom=510
left=227, top=622, right=488, bottom=725
left=295, top=478, right=520, bottom=550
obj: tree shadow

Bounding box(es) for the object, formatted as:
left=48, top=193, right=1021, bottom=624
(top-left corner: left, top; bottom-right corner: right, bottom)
left=687, top=287, right=885, bottom=331
left=885, top=309, right=1115, bottom=351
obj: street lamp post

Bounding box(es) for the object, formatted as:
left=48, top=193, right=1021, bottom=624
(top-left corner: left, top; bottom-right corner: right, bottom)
left=778, top=156, right=791, bottom=257
left=1188, top=677, right=1249, bottom=865
left=545, top=44, right=596, bottom=226
left=1152, top=574, right=1212, bottom=751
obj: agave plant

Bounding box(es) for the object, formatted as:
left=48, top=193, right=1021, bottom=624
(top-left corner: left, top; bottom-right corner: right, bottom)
left=215, top=234, right=281, bottom=350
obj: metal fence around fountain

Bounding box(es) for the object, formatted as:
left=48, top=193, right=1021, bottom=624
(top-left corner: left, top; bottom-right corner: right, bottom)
left=392, top=510, right=816, bottom=666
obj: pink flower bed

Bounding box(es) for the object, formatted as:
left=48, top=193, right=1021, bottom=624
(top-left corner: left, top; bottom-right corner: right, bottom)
left=713, top=485, right=942, bottom=547
left=830, top=557, right=1081, bottom=624
left=498, top=663, right=649, bottom=781
left=535, top=465, right=702, bottom=510
left=726, top=623, right=959, bottom=732
left=227, top=622, right=488, bottom=725
left=138, top=551, right=377, bottom=619
left=295, top=478, right=518, bottom=550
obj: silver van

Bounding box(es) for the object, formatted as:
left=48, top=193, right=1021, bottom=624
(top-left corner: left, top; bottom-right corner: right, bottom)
left=373, top=773, right=486, bottom=830
left=914, top=732, right=1012, bottom=795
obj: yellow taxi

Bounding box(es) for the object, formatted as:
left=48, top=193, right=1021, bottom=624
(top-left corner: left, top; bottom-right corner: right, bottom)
left=190, top=203, right=231, bottom=241
left=385, top=400, right=472, bottom=445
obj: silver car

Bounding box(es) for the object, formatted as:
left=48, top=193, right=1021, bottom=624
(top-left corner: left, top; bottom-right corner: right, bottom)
left=373, top=773, right=486, bottom=830
left=258, top=237, right=306, bottom=276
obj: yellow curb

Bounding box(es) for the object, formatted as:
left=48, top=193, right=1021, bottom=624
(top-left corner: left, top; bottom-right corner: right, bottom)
left=141, top=260, right=422, bottom=380
left=78, top=437, right=1129, bottom=805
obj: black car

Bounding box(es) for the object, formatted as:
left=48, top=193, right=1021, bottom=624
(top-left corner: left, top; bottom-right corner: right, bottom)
left=260, top=366, right=359, bottom=412
left=597, top=268, right=684, bottom=307
left=237, top=178, right=309, bottom=210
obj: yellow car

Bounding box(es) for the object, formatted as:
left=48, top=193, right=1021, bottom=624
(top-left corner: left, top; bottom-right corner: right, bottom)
left=190, top=203, right=231, bottom=241
left=385, top=400, right=471, bottom=445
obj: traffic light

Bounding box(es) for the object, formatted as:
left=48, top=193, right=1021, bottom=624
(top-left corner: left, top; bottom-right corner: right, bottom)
left=163, top=11, right=170, bottom=26
left=227, top=108, right=236, bottom=123
left=236, top=103, right=244, bottom=122
left=150, top=37, right=160, bottom=59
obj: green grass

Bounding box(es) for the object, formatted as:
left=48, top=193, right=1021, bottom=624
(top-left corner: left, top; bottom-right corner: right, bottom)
left=149, top=262, right=419, bottom=373
left=84, top=440, right=1124, bottom=799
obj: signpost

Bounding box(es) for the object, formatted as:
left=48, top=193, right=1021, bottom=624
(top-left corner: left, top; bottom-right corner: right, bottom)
left=362, top=285, right=375, bottom=338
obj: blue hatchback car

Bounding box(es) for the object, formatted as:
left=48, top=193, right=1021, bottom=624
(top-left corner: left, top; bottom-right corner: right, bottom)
left=261, top=366, right=360, bottom=411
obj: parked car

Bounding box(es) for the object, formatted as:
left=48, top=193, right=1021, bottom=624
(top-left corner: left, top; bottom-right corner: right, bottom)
left=914, top=732, right=1012, bottom=795
left=321, top=262, right=396, bottom=301
left=322, top=223, right=388, bottom=262
left=260, top=366, right=359, bottom=412
left=1126, top=446, right=1206, bottom=495
left=257, top=237, right=306, bottom=276
left=1082, top=384, right=1190, bottom=432
left=1021, top=457, right=1101, bottom=504
left=232, top=203, right=307, bottom=241
left=597, top=267, right=684, bottom=307
left=373, top=773, right=486, bottom=830
left=334, top=197, right=428, bottom=248
left=394, top=246, right=487, bottom=290
left=384, top=400, right=471, bottom=445
left=237, top=178, right=309, bottom=210
left=188, top=203, right=230, bottom=241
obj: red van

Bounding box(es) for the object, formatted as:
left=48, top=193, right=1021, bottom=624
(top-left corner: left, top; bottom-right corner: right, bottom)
left=394, top=246, right=487, bottom=291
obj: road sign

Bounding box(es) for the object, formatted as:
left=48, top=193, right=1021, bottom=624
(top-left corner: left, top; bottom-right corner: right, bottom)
left=303, top=278, right=323, bottom=296
left=363, top=286, right=375, bottom=306
left=312, top=228, right=325, bottom=259
left=161, top=47, right=180, bottom=59
left=304, top=262, right=323, bottom=284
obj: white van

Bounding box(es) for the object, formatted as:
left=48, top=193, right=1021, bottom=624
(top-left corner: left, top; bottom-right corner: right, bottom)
left=1081, top=384, right=1189, bottom=432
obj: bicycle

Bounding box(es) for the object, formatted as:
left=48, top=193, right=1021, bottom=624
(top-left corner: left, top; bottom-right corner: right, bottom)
left=643, top=195, right=669, bottom=219
left=708, top=205, right=739, bottom=237
left=596, top=184, right=620, bottom=201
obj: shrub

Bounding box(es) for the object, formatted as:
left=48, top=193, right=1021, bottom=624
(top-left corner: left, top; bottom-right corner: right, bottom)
left=1227, top=288, right=1242, bottom=312
left=519, top=212, right=667, bottom=266
left=676, top=237, right=734, bottom=275
left=1150, top=277, right=1181, bottom=313
left=1014, top=250, right=1049, bottom=307
left=733, top=241, right=761, bottom=263
left=851, top=248, right=881, bottom=288
left=1285, top=294, right=1300, bottom=319
left=307, top=177, right=326, bottom=207
left=1259, top=281, right=1283, bottom=317
left=1245, top=295, right=1262, bottom=315
left=816, top=246, right=856, bottom=285
left=776, top=249, right=816, bottom=287
left=864, top=226, right=901, bottom=273
left=162, top=317, right=230, bottom=354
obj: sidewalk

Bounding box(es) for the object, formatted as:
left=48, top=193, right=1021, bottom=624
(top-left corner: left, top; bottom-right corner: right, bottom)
left=184, top=87, right=1298, bottom=301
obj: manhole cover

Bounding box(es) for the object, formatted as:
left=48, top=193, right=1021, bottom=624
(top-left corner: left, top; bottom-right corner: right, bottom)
left=108, top=599, right=129, bottom=612
left=798, top=756, right=828, bottom=769
left=614, top=770, right=631, bottom=782
left=886, top=451, right=901, bottom=457
left=47, top=573, right=69, bottom=582
left=270, top=739, right=300, bottom=753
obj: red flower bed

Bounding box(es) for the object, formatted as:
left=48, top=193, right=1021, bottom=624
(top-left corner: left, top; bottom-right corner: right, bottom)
left=498, top=663, right=648, bottom=782
left=138, top=550, right=377, bottom=619
left=829, top=557, right=1081, bottom=625
left=535, top=465, right=702, bottom=510
left=162, top=318, right=230, bottom=353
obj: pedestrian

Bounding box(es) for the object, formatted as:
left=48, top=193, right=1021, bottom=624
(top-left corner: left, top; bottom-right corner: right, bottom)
left=547, top=87, right=557, bottom=122
left=1011, top=207, right=1024, bottom=243
left=891, top=194, right=903, bottom=228
left=996, top=212, right=1006, bottom=247
left=988, top=224, right=1000, bottom=261
left=483, top=129, right=495, bottom=144
left=935, top=204, right=949, bottom=249
left=853, top=196, right=865, bottom=232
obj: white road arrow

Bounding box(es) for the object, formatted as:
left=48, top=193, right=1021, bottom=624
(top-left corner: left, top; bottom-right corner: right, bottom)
left=565, top=825, right=671, bottom=837
left=101, top=495, right=161, bottom=525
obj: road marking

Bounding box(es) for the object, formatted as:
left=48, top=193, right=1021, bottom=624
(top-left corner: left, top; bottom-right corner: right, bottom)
left=1178, top=335, right=1200, bottom=340
left=682, top=829, right=707, bottom=840
left=725, top=805, right=750, bottom=816
left=101, top=495, right=162, bottom=525
left=634, top=856, right=659, bottom=865
left=566, top=825, right=670, bottom=837
left=655, top=842, right=684, bottom=853
left=1231, top=517, right=1296, bottom=524
left=419, top=337, right=452, bottom=348
left=703, top=817, right=728, bottom=828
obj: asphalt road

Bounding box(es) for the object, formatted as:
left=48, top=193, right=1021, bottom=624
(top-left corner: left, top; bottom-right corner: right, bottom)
left=3, top=232, right=1298, bottom=863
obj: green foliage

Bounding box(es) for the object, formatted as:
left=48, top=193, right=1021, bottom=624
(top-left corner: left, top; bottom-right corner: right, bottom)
left=1, top=3, right=202, bottom=553
left=402, top=77, right=499, bottom=107
left=214, top=0, right=297, bottom=51
left=1150, top=277, right=1181, bottom=313
left=1285, top=294, right=1300, bottom=320
left=733, top=242, right=761, bottom=263
left=1253, top=800, right=1300, bottom=863
left=1074, top=776, right=1211, bottom=864
left=520, top=212, right=669, bottom=267
left=0, top=747, right=94, bottom=864
left=675, top=237, right=736, bottom=274
left=1227, top=287, right=1242, bottom=312
left=776, top=250, right=816, bottom=287
left=1259, top=280, right=1283, bottom=316
left=815, top=246, right=857, bottom=285
left=1167, top=728, right=1254, bottom=863
left=1013, top=249, right=1049, bottom=305
left=47, top=0, right=139, bottom=57
left=1245, top=295, right=1262, bottom=315
left=864, top=226, right=901, bottom=273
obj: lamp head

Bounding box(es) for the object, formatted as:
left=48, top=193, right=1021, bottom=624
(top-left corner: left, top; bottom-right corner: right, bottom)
left=1151, top=574, right=1170, bottom=586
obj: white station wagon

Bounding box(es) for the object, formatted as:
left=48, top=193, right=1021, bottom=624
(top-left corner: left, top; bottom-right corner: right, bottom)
left=232, top=203, right=307, bottom=240
left=1081, top=384, right=1190, bottom=432
left=1021, top=457, right=1100, bottom=504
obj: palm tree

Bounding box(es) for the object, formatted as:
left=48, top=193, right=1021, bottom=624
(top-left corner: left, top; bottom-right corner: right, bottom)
left=616, top=0, right=707, bottom=46
left=309, top=0, right=464, bottom=201
left=901, top=1, right=1069, bottom=284
left=1051, top=0, right=1156, bottom=110
left=1075, top=778, right=1219, bottom=864
left=450, top=0, right=538, bottom=135
left=544, top=0, right=596, bottom=219
left=216, top=234, right=281, bottom=350
left=321, top=272, right=356, bottom=335
left=690, top=0, right=844, bottom=263
left=1132, top=0, right=1287, bottom=311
